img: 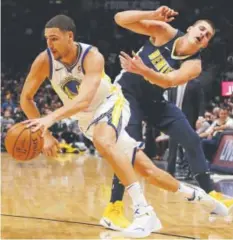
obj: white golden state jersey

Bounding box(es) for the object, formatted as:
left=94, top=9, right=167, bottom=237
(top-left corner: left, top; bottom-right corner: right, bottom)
left=47, top=42, right=141, bottom=162
left=47, top=42, right=115, bottom=113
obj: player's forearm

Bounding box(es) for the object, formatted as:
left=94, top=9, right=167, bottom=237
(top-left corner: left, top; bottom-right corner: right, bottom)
left=115, top=10, right=156, bottom=25
left=140, top=67, right=172, bottom=88
left=50, top=100, right=89, bottom=123
left=50, top=86, right=96, bottom=122
left=50, top=73, right=100, bottom=122
left=20, top=98, right=41, bottom=119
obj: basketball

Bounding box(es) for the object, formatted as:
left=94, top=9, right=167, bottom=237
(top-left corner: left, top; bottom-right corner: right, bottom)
left=4, top=122, right=44, bottom=161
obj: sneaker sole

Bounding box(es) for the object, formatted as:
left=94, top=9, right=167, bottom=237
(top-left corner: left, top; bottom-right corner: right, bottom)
left=210, top=197, right=229, bottom=216
left=152, top=217, right=163, bottom=233
left=99, top=217, right=123, bottom=231
left=122, top=221, right=162, bottom=238
left=123, top=214, right=163, bottom=238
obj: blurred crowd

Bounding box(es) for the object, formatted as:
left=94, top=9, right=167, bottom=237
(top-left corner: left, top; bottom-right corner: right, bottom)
left=1, top=0, right=233, bottom=173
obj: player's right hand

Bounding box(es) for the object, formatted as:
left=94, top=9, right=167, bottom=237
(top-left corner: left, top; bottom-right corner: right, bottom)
left=43, top=132, right=59, bottom=157
left=153, top=6, right=178, bottom=22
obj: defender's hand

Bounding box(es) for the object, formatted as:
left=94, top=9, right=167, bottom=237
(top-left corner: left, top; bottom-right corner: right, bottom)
left=119, top=51, right=148, bottom=75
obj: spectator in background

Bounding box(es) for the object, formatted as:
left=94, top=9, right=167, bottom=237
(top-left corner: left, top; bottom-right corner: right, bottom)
left=200, top=107, right=233, bottom=162
left=1, top=110, right=15, bottom=151
left=196, top=111, right=212, bottom=135
left=224, top=95, right=233, bottom=117
left=1, top=93, right=16, bottom=112
left=13, top=106, right=26, bottom=123
left=212, top=106, right=220, bottom=120
left=1, top=110, right=15, bottom=128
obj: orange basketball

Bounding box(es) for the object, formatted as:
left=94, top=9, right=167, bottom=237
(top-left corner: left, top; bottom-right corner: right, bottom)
left=4, top=122, right=44, bottom=161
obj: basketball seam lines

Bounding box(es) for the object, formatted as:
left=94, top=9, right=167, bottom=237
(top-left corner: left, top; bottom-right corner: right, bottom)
left=25, top=127, right=32, bottom=160
left=12, top=127, right=28, bottom=159
left=5, top=123, right=24, bottom=153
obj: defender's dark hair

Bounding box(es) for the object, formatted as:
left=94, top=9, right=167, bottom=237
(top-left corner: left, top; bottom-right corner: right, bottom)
left=193, top=19, right=216, bottom=36
left=45, top=14, right=76, bottom=37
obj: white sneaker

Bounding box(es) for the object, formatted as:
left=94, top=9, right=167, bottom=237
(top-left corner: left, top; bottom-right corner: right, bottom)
left=122, top=205, right=162, bottom=238
left=188, top=186, right=229, bottom=216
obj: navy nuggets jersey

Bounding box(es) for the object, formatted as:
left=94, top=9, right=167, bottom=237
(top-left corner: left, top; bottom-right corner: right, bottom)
left=115, top=30, right=201, bottom=103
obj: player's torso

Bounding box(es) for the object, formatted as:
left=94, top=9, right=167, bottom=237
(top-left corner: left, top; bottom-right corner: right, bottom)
left=117, top=30, right=187, bottom=102
left=47, top=42, right=113, bottom=115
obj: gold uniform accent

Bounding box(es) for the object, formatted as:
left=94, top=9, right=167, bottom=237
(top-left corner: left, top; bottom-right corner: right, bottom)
left=148, top=49, right=173, bottom=74
left=112, top=93, right=125, bottom=127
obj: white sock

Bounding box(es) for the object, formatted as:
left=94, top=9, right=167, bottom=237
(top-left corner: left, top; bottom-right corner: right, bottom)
left=126, top=182, right=148, bottom=207
left=177, top=183, right=195, bottom=199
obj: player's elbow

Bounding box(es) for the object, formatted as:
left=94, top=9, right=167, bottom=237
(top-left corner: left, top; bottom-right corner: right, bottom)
left=114, top=12, right=125, bottom=26
left=20, top=93, right=32, bottom=109
left=165, top=80, right=174, bottom=88
left=162, top=76, right=174, bottom=88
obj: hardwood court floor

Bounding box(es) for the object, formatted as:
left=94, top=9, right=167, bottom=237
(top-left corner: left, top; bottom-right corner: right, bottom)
left=1, top=153, right=233, bottom=239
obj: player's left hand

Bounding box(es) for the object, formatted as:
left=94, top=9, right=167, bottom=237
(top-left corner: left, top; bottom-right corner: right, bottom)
left=24, top=116, right=55, bottom=136
left=119, top=51, right=148, bottom=75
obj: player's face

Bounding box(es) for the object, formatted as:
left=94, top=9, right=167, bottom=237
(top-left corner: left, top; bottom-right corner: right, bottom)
left=44, top=28, right=73, bottom=60
left=187, top=21, right=214, bottom=49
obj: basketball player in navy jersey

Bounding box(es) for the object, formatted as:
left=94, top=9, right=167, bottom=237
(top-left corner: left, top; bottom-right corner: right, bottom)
left=99, top=6, right=233, bottom=230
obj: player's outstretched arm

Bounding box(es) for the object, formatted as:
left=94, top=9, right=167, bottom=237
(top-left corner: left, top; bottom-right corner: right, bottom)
left=25, top=48, right=104, bottom=134
left=120, top=51, right=202, bottom=88
left=114, top=6, right=178, bottom=37
left=20, top=51, right=49, bottom=119
left=20, top=51, right=59, bottom=157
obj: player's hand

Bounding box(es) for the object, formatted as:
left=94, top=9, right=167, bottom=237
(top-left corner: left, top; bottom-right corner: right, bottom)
left=43, top=132, right=59, bottom=157
left=119, top=51, right=148, bottom=75
left=24, top=116, right=55, bottom=136
left=152, top=6, right=178, bottom=22
left=24, top=117, right=58, bottom=157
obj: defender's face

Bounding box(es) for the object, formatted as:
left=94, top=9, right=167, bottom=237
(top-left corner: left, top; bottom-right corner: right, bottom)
left=44, top=28, right=72, bottom=60
left=187, top=21, right=214, bottom=49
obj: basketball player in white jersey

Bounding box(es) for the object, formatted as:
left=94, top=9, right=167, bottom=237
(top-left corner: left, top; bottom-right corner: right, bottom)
left=20, top=14, right=163, bottom=238
left=21, top=15, right=228, bottom=236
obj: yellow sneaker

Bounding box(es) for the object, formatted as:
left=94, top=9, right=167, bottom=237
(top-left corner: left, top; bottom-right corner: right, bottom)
left=209, top=191, right=233, bottom=208
left=100, top=201, right=130, bottom=231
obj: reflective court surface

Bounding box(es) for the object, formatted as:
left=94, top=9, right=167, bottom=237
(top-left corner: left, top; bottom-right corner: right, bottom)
left=1, top=153, right=233, bottom=239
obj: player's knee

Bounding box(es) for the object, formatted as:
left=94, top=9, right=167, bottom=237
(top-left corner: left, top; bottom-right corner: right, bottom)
left=145, top=168, right=164, bottom=181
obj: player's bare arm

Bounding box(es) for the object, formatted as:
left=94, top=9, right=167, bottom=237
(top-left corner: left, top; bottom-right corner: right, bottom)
left=25, top=48, right=104, bottom=134
left=114, top=6, right=178, bottom=41
left=20, top=51, right=59, bottom=157
left=120, top=51, right=201, bottom=88
left=20, top=51, right=49, bottom=119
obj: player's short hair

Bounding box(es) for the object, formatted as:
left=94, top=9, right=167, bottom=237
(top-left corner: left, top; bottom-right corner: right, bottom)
left=193, top=19, right=216, bottom=36
left=45, top=14, right=76, bottom=37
